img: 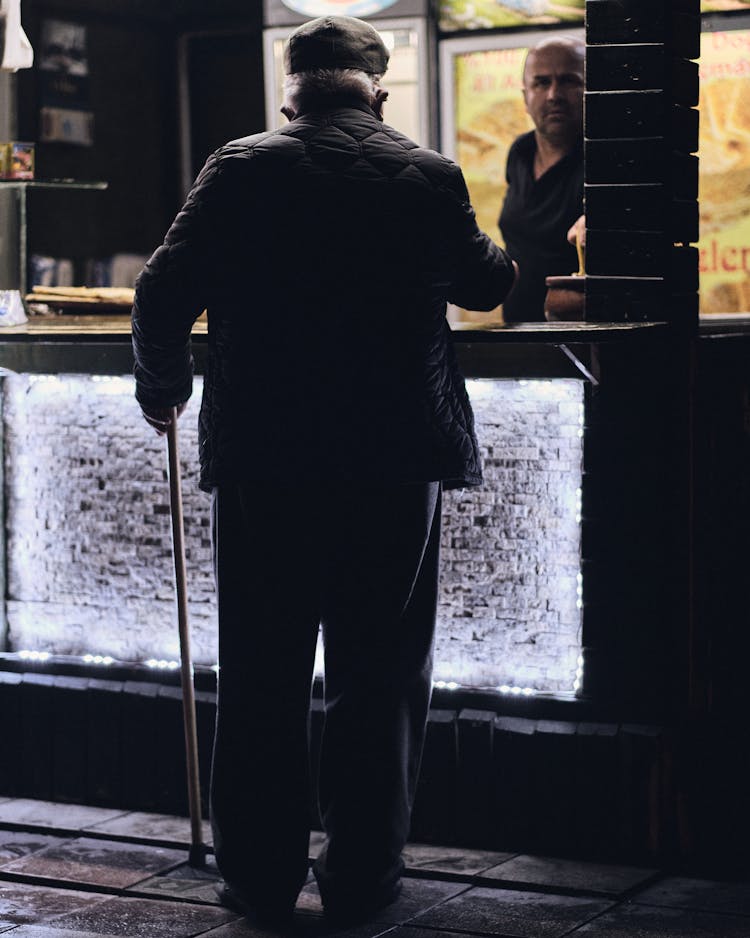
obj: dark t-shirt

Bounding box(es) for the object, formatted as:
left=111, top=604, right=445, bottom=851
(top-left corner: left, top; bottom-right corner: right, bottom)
left=498, top=130, right=583, bottom=322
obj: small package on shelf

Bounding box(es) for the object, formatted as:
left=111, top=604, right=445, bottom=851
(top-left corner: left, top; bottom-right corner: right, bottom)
left=0, top=291, right=29, bottom=326
left=31, top=255, right=74, bottom=288
left=0, top=142, right=35, bottom=180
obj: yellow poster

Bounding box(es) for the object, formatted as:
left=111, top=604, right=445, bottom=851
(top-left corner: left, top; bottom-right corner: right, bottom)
left=699, top=29, right=750, bottom=315
left=701, top=1, right=750, bottom=10
left=453, top=46, right=533, bottom=240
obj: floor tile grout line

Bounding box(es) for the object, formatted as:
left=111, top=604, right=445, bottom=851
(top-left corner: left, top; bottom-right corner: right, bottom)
left=557, top=894, right=635, bottom=937
left=399, top=921, right=525, bottom=938
left=402, top=852, right=524, bottom=881
left=393, top=882, right=479, bottom=932
left=608, top=869, right=666, bottom=902
left=0, top=821, right=207, bottom=853
left=467, top=874, right=659, bottom=900
left=0, top=868, right=227, bottom=909
left=0, top=805, right=133, bottom=827
left=124, top=856, right=202, bottom=891
left=630, top=899, right=750, bottom=920
left=0, top=868, right=131, bottom=897
left=0, top=866, right=321, bottom=913
left=123, top=887, right=229, bottom=907
left=403, top=868, right=515, bottom=887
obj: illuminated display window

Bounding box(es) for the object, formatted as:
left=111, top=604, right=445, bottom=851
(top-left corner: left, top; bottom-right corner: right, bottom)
left=3, top=375, right=583, bottom=696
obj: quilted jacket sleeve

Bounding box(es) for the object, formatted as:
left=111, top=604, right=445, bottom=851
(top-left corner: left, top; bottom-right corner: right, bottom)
left=441, top=161, right=516, bottom=312
left=132, top=153, right=221, bottom=409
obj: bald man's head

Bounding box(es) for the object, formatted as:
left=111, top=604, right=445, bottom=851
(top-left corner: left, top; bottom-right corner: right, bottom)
left=522, top=37, right=584, bottom=149
left=522, top=37, right=584, bottom=84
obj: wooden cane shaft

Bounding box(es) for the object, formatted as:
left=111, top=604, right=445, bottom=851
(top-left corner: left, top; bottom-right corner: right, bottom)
left=166, top=408, right=204, bottom=858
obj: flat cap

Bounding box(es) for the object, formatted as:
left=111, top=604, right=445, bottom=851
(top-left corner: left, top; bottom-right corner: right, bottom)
left=284, top=16, right=389, bottom=76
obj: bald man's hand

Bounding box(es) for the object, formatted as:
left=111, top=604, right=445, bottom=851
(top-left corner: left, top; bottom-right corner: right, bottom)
left=567, top=215, right=585, bottom=248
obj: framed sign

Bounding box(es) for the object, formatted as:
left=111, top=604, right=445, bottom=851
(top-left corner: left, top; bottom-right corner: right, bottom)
left=263, top=0, right=428, bottom=27
left=38, top=19, right=94, bottom=146
left=438, top=0, right=583, bottom=34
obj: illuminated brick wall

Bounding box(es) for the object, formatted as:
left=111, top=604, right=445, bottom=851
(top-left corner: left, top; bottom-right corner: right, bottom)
left=437, top=379, right=583, bottom=692
left=3, top=374, right=583, bottom=693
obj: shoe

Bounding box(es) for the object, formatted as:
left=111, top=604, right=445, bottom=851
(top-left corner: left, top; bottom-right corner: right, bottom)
left=322, top=878, right=403, bottom=925
left=215, top=882, right=295, bottom=929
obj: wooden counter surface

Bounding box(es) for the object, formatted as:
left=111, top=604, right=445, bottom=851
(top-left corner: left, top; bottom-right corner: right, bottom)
left=0, top=313, right=738, bottom=379
left=0, top=314, right=207, bottom=340
left=0, top=313, right=666, bottom=343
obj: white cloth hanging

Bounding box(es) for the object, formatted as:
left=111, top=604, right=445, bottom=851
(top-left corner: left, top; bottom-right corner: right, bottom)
left=1, top=0, right=34, bottom=72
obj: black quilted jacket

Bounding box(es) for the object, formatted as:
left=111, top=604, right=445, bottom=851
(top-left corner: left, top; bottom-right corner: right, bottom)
left=132, top=100, right=515, bottom=491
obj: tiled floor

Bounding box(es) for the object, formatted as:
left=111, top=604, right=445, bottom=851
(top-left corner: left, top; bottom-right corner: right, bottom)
left=0, top=798, right=749, bottom=937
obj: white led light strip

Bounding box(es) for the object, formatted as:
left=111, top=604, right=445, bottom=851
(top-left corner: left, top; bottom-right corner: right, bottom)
left=12, top=650, right=550, bottom=696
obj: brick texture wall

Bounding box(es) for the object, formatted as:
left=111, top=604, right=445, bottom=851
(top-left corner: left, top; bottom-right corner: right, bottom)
left=3, top=374, right=582, bottom=693
left=438, top=379, right=583, bottom=692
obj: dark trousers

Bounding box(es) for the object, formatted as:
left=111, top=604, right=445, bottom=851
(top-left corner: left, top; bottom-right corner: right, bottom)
left=209, top=479, right=441, bottom=908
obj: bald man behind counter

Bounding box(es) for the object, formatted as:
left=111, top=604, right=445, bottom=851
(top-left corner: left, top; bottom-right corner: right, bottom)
left=498, top=36, right=585, bottom=322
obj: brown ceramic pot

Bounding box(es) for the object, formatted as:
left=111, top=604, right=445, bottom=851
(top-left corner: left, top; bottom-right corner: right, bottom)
left=544, top=274, right=585, bottom=322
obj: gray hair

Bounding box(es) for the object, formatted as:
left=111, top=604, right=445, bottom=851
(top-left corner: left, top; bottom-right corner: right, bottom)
left=283, top=67, right=382, bottom=111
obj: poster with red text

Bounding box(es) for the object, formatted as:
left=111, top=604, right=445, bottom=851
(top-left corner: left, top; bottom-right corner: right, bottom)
left=699, top=28, right=750, bottom=315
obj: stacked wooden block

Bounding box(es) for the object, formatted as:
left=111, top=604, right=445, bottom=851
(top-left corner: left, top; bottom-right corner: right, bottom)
left=585, top=0, right=700, bottom=323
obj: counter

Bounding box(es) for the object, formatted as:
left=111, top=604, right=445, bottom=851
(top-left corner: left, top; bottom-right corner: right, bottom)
left=0, top=314, right=742, bottom=706
left=0, top=314, right=671, bottom=379
left=0, top=313, right=614, bottom=698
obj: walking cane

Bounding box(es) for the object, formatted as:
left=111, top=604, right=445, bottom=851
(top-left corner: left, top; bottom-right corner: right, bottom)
left=166, top=406, right=208, bottom=868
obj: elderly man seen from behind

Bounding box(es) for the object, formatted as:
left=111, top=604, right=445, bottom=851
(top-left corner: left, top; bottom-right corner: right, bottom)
left=132, top=14, right=517, bottom=929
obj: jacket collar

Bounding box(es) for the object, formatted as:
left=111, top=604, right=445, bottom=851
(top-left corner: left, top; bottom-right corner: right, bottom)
left=292, top=95, right=380, bottom=121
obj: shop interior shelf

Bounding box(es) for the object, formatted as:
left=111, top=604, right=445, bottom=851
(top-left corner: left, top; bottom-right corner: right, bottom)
left=0, top=180, right=108, bottom=293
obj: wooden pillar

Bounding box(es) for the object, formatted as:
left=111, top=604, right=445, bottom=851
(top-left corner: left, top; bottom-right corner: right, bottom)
left=579, top=1, right=701, bottom=718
